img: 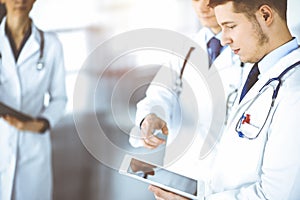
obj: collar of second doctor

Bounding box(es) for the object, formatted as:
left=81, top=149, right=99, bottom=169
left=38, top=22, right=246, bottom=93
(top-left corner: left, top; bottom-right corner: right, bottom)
left=212, top=1, right=293, bottom=64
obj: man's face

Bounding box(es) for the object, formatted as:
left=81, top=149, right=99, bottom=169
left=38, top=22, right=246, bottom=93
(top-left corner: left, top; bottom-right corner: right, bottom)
left=214, top=2, right=269, bottom=63
left=192, top=0, right=221, bottom=33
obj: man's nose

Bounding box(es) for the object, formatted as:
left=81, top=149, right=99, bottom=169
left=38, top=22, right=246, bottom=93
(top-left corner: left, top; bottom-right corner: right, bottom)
left=221, top=32, right=232, bottom=46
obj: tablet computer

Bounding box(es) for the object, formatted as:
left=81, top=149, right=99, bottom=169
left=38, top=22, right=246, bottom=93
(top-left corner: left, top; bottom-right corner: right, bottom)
left=119, top=155, right=204, bottom=200
left=0, top=102, right=33, bottom=122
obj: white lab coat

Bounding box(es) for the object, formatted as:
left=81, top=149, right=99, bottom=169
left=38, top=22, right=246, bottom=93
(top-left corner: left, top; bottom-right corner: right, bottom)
left=130, top=27, right=248, bottom=180
left=0, top=18, right=67, bottom=200
left=206, top=47, right=300, bottom=199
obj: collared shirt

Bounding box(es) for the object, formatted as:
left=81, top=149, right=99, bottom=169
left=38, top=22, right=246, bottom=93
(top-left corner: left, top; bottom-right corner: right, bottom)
left=258, top=37, right=299, bottom=76
left=203, top=27, right=222, bottom=44
left=203, top=27, right=225, bottom=57
left=5, top=21, right=32, bottom=61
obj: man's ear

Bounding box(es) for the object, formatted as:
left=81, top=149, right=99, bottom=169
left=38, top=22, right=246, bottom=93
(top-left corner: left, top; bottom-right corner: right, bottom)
left=259, top=5, right=273, bottom=25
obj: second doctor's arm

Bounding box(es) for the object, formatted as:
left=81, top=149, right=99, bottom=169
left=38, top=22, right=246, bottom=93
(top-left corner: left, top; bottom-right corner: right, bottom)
left=130, top=65, right=179, bottom=149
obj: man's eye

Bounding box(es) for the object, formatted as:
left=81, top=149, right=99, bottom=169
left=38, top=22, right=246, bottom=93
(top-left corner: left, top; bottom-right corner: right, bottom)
left=228, top=25, right=236, bottom=29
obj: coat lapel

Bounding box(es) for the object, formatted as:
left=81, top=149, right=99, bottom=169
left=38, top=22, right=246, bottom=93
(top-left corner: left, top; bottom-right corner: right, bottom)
left=0, top=18, right=18, bottom=80
left=16, top=24, right=40, bottom=66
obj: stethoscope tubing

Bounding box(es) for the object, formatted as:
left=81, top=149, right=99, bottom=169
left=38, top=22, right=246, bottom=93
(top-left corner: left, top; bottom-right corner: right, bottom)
left=235, top=60, right=300, bottom=139
left=0, top=29, right=44, bottom=84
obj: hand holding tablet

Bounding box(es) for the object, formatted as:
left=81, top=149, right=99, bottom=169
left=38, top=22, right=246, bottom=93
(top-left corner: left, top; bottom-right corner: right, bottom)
left=0, top=102, right=33, bottom=122
left=0, top=102, right=48, bottom=133
left=119, top=155, right=204, bottom=200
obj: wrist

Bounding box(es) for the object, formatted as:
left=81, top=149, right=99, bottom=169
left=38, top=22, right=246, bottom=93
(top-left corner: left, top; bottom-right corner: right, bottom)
left=140, top=113, right=157, bottom=129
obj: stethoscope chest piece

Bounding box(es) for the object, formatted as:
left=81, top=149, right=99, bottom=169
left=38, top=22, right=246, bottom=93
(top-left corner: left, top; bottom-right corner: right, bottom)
left=36, top=60, right=44, bottom=71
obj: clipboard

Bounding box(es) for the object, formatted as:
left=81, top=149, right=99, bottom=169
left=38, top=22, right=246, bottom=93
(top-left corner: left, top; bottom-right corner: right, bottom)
left=0, top=102, right=33, bottom=122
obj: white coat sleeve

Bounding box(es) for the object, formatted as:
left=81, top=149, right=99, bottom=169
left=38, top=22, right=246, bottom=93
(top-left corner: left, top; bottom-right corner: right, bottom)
left=130, top=65, right=179, bottom=147
left=39, top=33, right=67, bottom=128
left=206, top=90, right=300, bottom=200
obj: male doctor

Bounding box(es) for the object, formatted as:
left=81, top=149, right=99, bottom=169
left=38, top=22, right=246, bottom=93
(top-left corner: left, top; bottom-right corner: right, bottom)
left=131, top=0, right=245, bottom=150
left=149, top=0, right=300, bottom=199
left=0, top=0, right=67, bottom=199
left=129, top=0, right=248, bottom=195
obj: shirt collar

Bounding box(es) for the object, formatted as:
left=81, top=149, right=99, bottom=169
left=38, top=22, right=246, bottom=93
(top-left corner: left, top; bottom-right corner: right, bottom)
left=203, top=27, right=222, bottom=44
left=258, top=37, right=299, bottom=75
left=5, top=21, right=32, bottom=61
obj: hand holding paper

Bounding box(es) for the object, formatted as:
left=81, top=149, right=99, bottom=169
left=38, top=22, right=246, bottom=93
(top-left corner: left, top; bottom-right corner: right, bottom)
left=3, top=115, right=46, bottom=133
left=0, top=102, right=48, bottom=133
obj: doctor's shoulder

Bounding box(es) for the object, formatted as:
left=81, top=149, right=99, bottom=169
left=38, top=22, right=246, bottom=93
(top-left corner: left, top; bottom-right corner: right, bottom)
left=38, top=29, right=64, bottom=62
left=272, top=62, right=300, bottom=112
left=281, top=66, right=300, bottom=95
left=42, top=31, right=63, bottom=49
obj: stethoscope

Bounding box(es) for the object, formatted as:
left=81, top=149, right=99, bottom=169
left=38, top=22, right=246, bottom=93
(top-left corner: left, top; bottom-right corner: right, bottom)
left=224, top=62, right=245, bottom=125
left=235, top=60, right=300, bottom=140
left=172, top=47, right=244, bottom=125
left=173, top=47, right=195, bottom=96
left=0, top=29, right=45, bottom=85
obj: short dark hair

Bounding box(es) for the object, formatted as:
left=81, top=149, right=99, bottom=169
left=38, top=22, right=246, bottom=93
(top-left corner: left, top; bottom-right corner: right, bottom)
left=208, top=0, right=287, bottom=21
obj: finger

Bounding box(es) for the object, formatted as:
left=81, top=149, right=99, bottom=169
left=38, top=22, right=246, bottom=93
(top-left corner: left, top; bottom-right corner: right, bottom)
left=143, top=138, right=161, bottom=149
left=4, top=115, right=24, bottom=129
left=146, top=134, right=166, bottom=144
left=161, top=123, right=169, bottom=135
left=149, top=185, right=167, bottom=198
left=149, top=185, right=189, bottom=200
left=143, top=135, right=165, bottom=147
left=14, top=119, right=24, bottom=130
left=153, top=118, right=168, bottom=133
left=143, top=142, right=157, bottom=149
left=142, top=114, right=167, bottom=135
left=141, top=124, right=155, bottom=139
left=147, top=170, right=155, bottom=176
left=141, top=127, right=165, bottom=145
left=154, top=194, right=164, bottom=200
left=3, top=115, right=11, bottom=121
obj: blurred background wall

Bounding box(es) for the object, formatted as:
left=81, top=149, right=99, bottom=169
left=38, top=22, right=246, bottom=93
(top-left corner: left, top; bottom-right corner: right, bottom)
left=29, top=0, right=300, bottom=116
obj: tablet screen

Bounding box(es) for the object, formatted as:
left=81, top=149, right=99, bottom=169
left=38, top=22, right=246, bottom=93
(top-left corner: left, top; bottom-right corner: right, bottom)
left=127, top=158, right=198, bottom=197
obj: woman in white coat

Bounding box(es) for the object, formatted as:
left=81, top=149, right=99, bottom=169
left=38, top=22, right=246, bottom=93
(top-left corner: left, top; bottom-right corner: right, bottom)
left=0, top=0, right=67, bottom=199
